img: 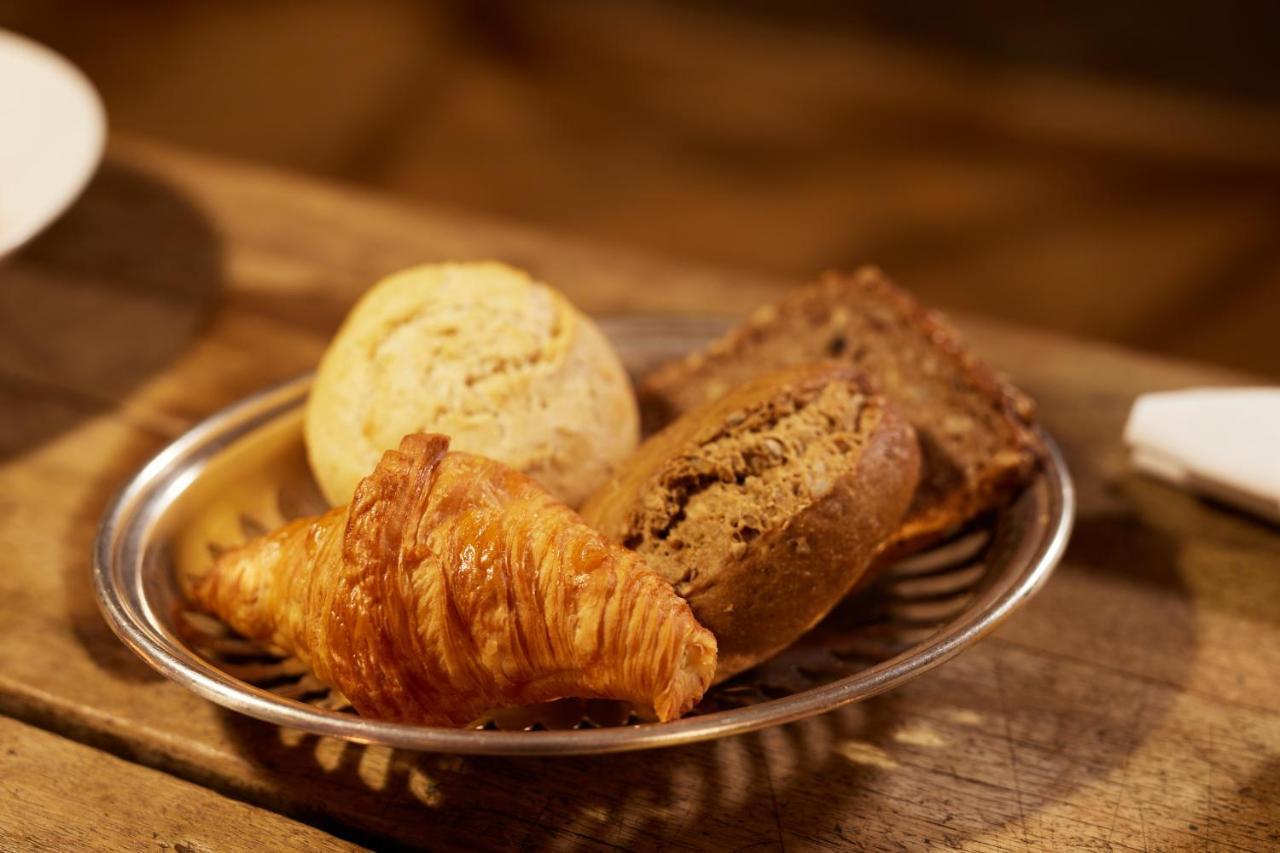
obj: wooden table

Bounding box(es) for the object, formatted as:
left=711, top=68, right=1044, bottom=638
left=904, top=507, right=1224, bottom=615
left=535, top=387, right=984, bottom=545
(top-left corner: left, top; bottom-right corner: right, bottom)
left=12, top=0, right=1280, bottom=379
left=2, top=136, right=1277, bottom=852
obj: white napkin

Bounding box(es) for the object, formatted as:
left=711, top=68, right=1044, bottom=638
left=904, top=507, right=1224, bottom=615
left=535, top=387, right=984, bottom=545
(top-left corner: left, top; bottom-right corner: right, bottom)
left=1124, top=388, right=1280, bottom=524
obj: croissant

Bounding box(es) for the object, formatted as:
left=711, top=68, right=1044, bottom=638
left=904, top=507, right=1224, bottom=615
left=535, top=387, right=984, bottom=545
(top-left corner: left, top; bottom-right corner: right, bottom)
left=183, top=433, right=717, bottom=726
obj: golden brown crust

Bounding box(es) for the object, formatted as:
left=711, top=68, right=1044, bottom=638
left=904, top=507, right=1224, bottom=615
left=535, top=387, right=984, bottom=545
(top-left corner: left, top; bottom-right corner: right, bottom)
left=582, top=364, right=920, bottom=681
left=639, top=267, right=1043, bottom=556
left=188, top=434, right=716, bottom=726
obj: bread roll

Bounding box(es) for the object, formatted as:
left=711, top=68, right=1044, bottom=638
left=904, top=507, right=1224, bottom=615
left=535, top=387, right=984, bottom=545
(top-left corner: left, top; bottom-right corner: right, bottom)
left=639, top=267, right=1044, bottom=557
left=306, top=262, right=639, bottom=506
left=581, top=363, right=920, bottom=681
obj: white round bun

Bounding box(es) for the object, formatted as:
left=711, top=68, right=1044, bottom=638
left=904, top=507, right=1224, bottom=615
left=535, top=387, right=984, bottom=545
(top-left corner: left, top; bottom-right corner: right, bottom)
left=305, top=261, right=639, bottom=506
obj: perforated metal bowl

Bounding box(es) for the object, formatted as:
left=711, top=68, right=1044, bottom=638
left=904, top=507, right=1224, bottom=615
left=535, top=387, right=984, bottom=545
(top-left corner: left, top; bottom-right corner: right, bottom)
left=93, top=315, right=1074, bottom=756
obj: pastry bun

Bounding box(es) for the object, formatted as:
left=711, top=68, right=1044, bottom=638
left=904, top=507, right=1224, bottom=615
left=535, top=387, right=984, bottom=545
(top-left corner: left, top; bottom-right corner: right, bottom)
left=306, top=261, right=639, bottom=506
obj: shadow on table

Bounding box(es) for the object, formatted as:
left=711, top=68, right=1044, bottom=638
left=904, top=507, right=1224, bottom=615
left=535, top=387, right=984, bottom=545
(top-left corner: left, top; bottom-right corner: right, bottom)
left=1122, top=475, right=1280, bottom=629
left=219, top=694, right=909, bottom=850
left=63, top=424, right=175, bottom=685
left=0, top=158, right=222, bottom=460
left=22, top=161, right=224, bottom=682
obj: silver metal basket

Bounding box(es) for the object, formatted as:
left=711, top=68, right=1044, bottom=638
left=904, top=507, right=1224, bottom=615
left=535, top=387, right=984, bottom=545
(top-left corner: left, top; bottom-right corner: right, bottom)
left=93, top=315, right=1074, bottom=756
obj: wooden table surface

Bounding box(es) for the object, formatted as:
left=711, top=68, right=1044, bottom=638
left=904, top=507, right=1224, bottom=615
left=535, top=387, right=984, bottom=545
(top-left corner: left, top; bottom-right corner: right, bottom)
left=12, top=0, right=1280, bottom=379
left=1, top=136, right=1277, bottom=852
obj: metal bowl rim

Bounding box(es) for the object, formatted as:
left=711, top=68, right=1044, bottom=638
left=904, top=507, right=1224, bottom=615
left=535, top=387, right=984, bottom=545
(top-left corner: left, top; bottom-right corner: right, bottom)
left=93, top=371, right=1074, bottom=756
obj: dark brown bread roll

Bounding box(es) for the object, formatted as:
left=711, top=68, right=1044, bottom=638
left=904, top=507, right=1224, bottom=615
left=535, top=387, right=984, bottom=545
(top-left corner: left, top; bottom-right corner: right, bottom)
left=581, top=363, right=920, bottom=681
left=639, top=267, right=1044, bottom=557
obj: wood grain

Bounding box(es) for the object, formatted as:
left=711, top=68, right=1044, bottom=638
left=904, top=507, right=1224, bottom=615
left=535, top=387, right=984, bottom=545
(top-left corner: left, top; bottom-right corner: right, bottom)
left=7, top=0, right=1279, bottom=377
left=0, top=138, right=1277, bottom=850
left=0, top=716, right=358, bottom=852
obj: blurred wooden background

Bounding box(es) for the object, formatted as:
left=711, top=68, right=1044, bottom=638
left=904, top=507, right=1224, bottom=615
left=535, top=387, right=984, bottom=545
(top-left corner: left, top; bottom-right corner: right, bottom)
left=4, top=0, right=1278, bottom=376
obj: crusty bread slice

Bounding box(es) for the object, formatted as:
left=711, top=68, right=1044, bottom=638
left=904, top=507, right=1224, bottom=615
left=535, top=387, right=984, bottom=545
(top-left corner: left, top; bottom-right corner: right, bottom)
left=639, top=267, right=1044, bottom=556
left=582, top=363, right=920, bottom=681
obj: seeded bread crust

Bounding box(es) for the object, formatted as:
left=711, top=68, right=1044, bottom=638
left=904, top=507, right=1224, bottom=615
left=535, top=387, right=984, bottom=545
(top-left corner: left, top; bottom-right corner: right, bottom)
left=582, top=363, right=920, bottom=681
left=639, top=267, right=1044, bottom=557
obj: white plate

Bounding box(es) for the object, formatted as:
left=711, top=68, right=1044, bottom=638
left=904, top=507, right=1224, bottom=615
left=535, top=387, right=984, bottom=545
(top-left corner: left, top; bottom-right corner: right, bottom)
left=0, top=29, right=105, bottom=258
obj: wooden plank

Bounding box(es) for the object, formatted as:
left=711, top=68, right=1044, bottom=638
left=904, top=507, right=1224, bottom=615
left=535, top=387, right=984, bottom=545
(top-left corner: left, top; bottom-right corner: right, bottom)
left=1, top=141, right=1278, bottom=850
left=0, top=716, right=360, bottom=852
left=372, top=1, right=1280, bottom=373
left=10, top=0, right=1280, bottom=377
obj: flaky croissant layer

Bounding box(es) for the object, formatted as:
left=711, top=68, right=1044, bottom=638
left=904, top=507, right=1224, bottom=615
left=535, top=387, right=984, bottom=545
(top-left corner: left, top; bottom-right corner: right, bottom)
left=185, top=434, right=717, bottom=726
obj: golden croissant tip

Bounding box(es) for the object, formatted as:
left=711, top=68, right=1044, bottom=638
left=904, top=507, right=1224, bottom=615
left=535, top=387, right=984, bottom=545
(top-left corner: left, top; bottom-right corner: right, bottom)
left=654, top=631, right=718, bottom=722
left=396, top=432, right=451, bottom=457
